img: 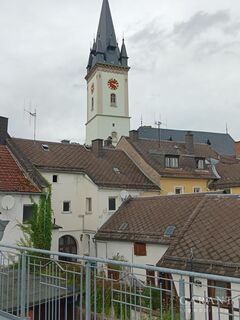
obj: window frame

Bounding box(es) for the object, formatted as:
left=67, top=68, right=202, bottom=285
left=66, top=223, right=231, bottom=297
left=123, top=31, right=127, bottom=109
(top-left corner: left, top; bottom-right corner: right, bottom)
left=193, top=187, right=201, bottom=193
left=108, top=197, right=117, bottom=212
left=110, top=93, right=117, bottom=106
left=86, top=197, right=93, bottom=214
left=23, top=204, right=34, bottom=223
left=208, top=280, right=232, bottom=308
left=165, top=156, right=179, bottom=168
left=175, top=186, right=184, bottom=195
left=52, top=175, right=58, bottom=183
left=196, top=158, right=205, bottom=170
left=134, top=242, right=147, bottom=256
left=62, top=201, right=71, bottom=214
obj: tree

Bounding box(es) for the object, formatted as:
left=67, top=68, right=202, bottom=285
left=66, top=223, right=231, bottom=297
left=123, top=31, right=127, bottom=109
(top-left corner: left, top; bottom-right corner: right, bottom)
left=17, top=188, right=52, bottom=250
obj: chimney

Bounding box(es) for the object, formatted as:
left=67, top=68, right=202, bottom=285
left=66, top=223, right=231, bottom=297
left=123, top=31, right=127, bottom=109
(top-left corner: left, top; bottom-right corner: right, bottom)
left=104, top=136, right=113, bottom=148
left=0, top=116, right=8, bottom=145
left=92, top=139, right=103, bottom=157
left=185, top=131, right=194, bottom=154
left=129, top=130, right=138, bottom=141
left=61, top=139, right=70, bottom=144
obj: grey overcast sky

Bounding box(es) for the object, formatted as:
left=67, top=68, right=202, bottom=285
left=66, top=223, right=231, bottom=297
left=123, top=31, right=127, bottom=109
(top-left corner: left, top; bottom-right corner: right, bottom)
left=1, top=0, right=240, bottom=143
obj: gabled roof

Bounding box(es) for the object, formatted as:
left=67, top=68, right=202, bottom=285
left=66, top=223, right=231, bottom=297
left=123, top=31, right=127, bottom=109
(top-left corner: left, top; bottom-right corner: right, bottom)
left=210, top=156, right=240, bottom=189
left=158, top=194, right=240, bottom=277
left=95, top=194, right=206, bottom=244
left=11, top=138, right=159, bottom=191
left=138, top=127, right=235, bottom=156
left=123, top=136, right=219, bottom=179
left=0, top=145, right=40, bottom=193
left=87, top=0, right=128, bottom=72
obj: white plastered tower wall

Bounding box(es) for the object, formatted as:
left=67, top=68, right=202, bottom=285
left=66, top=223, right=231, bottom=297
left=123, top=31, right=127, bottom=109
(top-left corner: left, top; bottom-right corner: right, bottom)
left=85, top=65, right=130, bottom=145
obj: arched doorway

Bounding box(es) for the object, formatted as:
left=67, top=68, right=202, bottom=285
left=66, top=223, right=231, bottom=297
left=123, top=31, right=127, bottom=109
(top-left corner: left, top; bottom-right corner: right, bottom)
left=59, top=235, right=77, bottom=261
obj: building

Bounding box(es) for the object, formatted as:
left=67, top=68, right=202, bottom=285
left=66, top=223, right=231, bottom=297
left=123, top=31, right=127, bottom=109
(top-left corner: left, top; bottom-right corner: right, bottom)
left=138, top=126, right=236, bottom=156
left=85, top=0, right=130, bottom=145
left=210, top=155, right=240, bottom=194
left=117, top=130, right=219, bottom=194
left=95, top=193, right=240, bottom=319
left=8, top=135, right=159, bottom=256
left=236, top=141, right=240, bottom=158
left=0, top=117, right=44, bottom=246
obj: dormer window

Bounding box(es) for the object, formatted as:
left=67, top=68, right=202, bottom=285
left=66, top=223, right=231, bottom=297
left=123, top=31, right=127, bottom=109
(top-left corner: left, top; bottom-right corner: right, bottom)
left=165, top=156, right=179, bottom=168
left=196, top=158, right=205, bottom=170
left=110, top=93, right=116, bottom=106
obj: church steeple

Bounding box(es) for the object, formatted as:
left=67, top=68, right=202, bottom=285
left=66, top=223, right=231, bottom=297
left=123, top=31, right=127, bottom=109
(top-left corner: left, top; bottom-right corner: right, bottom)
left=87, top=0, right=129, bottom=72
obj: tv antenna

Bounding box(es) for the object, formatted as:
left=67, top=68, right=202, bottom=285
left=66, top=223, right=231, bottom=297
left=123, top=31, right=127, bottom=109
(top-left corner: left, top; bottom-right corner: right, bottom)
left=24, top=107, right=37, bottom=141
left=155, top=120, right=167, bottom=147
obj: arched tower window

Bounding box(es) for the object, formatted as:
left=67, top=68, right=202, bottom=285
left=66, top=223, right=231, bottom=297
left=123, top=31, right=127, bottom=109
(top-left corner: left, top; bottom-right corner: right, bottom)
left=110, top=93, right=116, bottom=106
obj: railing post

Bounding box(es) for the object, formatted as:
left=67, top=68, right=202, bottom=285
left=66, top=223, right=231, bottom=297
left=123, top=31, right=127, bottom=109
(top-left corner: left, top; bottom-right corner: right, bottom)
left=85, top=261, right=91, bottom=320
left=179, top=278, right=186, bottom=320
left=20, top=253, right=27, bottom=317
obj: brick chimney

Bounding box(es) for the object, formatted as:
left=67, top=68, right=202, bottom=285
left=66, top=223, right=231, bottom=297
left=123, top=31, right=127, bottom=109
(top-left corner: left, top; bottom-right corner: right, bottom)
left=104, top=136, right=113, bottom=148
left=129, top=130, right=138, bottom=141
left=0, top=116, right=8, bottom=145
left=92, top=139, right=103, bottom=157
left=185, top=131, right=194, bottom=154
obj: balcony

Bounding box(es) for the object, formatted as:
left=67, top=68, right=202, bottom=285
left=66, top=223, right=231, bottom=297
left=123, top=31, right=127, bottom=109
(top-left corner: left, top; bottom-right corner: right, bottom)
left=0, top=243, right=239, bottom=319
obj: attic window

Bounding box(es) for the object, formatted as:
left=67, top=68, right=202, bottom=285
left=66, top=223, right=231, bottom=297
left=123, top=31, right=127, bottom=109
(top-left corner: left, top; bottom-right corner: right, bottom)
left=165, top=156, right=179, bottom=168
left=196, top=158, right=205, bottom=170
left=164, top=225, right=176, bottom=237
left=119, top=223, right=128, bottom=231
left=42, top=144, right=49, bottom=151
left=113, top=167, right=121, bottom=174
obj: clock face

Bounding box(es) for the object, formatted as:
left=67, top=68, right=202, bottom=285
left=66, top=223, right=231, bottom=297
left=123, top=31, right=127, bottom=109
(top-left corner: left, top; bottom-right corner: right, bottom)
left=91, top=83, right=94, bottom=94
left=108, top=78, right=119, bottom=90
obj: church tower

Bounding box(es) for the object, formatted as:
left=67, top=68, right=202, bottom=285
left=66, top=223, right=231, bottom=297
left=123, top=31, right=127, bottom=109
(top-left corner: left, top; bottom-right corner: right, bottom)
left=85, top=0, right=130, bottom=146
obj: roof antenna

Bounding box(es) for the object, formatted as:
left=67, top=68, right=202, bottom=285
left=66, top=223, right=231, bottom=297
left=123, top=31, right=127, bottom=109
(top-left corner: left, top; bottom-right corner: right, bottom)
left=24, top=105, right=37, bottom=142
left=141, top=114, right=143, bottom=127
left=155, top=120, right=162, bottom=148
left=226, top=123, right=229, bottom=134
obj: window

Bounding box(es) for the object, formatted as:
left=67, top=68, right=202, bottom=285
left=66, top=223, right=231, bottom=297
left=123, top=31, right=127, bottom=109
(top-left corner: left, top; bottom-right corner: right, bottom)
left=86, top=198, right=92, bottom=213
left=134, top=242, right=146, bottom=256
left=59, top=235, right=77, bottom=262
left=193, top=187, right=201, bottom=193
left=23, top=205, right=34, bottom=222
left=91, top=97, right=94, bottom=111
left=52, top=175, right=58, bottom=183
left=108, top=197, right=116, bottom=211
left=165, top=156, right=179, bottom=168
left=110, top=93, right=116, bottom=106
left=63, top=201, right=71, bottom=213
left=175, top=187, right=183, bottom=194
left=208, top=280, right=231, bottom=306
left=196, top=158, right=205, bottom=169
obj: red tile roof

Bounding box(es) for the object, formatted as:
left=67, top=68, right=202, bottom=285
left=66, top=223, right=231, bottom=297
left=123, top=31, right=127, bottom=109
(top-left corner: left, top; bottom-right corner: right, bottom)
left=0, top=145, right=40, bottom=193
left=11, top=138, right=159, bottom=190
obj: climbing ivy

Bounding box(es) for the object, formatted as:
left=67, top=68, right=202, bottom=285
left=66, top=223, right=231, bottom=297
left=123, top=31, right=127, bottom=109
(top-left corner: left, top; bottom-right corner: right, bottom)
left=18, top=187, right=52, bottom=250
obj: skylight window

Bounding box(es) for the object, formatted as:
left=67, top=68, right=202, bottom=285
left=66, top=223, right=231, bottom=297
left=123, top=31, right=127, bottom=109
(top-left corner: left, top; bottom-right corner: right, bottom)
left=113, top=167, right=121, bottom=174
left=164, top=225, right=176, bottom=237
left=119, top=223, right=128, bottom=231
left=42, top=144, right=49, bottom=151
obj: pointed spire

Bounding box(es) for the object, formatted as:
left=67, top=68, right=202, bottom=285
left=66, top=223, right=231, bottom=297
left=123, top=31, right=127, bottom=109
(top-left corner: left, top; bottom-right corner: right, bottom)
left=120, top=38, right=128, bottom=67
left=86, top=0, right=129, bottom=71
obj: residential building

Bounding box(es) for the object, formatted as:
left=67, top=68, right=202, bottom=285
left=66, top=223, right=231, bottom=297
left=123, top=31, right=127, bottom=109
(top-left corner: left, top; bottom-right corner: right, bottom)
left=0, top=117, right=43, bottom=246
left=95, top=193, right=240, bottom=319
left=138, top=126, right=236, bottom=156
left=117, top=130, right=219, bottom=195
left=85, top=0, right=130, bottom=145
left=8, top=135, right=159, bottom=256
left=210, top=155, right=240, bottom=194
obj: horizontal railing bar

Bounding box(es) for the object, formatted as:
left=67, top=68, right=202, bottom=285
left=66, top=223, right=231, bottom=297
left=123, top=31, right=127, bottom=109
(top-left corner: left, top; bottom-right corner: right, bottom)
left=40, top=281, right=67, bottom=290
left=112, top=288, right=151, bottom=300
left=111, top=299, right=151, bottom=311
left=1, top=243, right=240, bottom=284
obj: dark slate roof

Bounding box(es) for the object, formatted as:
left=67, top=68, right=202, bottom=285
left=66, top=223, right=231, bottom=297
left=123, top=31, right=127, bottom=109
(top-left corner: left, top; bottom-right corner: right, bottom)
left=87, top=0, right=128, bottom=72
left=158, top=194, right=240, bottom=277
left=0, top=145, right=40, bottom=193
left=210, top=156, right=240, bottom=189
left=138, top=127, right=235, bottom=156
left=11, top=138, right=159, bottom=191
left=95, top=194, right=206, bottom=244
left=125, top=136, right=219, bottom=179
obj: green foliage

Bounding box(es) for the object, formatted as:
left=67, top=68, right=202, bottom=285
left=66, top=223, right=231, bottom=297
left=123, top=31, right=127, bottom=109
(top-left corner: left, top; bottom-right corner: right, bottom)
left=17, top=188, right=52, bottom=251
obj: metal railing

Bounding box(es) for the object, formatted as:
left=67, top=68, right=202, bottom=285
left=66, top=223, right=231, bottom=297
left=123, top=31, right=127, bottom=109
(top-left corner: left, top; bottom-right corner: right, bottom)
left=0, top=243, right=240, bottom=320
